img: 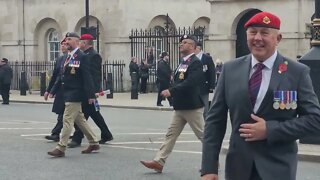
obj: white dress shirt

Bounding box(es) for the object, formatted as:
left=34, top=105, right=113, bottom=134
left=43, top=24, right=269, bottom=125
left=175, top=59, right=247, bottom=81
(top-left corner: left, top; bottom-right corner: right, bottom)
left=250, top=51, right=277, bottom=113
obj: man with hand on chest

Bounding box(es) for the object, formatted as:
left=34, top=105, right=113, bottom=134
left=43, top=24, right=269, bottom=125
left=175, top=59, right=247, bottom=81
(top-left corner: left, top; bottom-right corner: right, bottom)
left=201, top=12, right=320, bottom=180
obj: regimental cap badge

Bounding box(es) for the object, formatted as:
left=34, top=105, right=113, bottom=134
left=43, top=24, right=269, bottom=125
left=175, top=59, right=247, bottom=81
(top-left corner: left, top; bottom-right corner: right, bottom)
left=244, top=11, right=281, bottom=30
left=263, top=16, right=271, bottom=24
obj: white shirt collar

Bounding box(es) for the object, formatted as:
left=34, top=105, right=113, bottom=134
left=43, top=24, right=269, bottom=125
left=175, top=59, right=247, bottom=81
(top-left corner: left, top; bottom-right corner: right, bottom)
left=196, top=51, right=204, bottom=60
left=183, top=53, right=195, bottom=61
left=69, top=48, right=79, bottom=57
left=251, top=51, right=277, bottom=70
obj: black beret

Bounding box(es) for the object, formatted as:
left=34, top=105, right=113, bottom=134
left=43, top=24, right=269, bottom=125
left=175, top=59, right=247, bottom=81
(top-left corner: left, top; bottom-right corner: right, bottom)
left=1, top=58, right=8, bottom=63
left=65, top=32, right=80, bottom=38
left=179, top=34, right=198, bottom=44
left=160, top=51, right=168, bottom=58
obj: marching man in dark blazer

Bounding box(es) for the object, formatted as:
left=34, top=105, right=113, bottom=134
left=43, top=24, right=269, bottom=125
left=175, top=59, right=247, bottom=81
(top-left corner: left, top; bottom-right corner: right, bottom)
left=47, top=32, right=99, bottom=157
left=68, top=33, right=113, bottom=148
left=195, top=42, right=216, bottom=118
left=44, top=37, right=68, bottom=142
left=140, top=34, right=204, bottom=173
left=201, top=12, right=320, bottom=180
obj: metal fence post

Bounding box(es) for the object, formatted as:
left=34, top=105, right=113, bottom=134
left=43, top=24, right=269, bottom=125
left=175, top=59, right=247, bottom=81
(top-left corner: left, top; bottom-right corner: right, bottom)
left=20, top=71, right=27, bottom=96
left=40, top=72, right=46, bottom=96
left=131, top=72, right=138, bottom=99
left=106, top=72, right=113, bottom=99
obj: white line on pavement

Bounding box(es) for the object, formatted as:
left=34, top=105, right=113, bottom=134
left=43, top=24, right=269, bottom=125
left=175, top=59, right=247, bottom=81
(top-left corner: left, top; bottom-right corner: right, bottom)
left=108, top=140, right=200, bottom=145
left=106, top=145, right=202, bottom=154
left=1, top=128, right=51, bottom=130
left=20, top=132, right=196, bottom=137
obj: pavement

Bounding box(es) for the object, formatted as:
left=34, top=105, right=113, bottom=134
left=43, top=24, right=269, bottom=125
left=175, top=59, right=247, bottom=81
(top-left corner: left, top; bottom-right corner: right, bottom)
left=3, top=90, right=320, bottom=162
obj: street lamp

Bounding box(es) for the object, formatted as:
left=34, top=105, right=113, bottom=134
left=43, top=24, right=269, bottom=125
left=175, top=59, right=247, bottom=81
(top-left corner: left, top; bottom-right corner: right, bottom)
left=85, top=0, right=89, bottom=28
left=299, top=0, right=320, bottom=144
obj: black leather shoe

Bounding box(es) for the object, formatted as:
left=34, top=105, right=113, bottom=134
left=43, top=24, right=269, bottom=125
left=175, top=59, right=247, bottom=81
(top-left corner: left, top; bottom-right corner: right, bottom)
left=45, top=135, right=60, bottom=142
left=99, top=137, right=113, bottom=144
left=157, top=104, right=163, bottom=107
left=67, top=141, right=81, bottom=148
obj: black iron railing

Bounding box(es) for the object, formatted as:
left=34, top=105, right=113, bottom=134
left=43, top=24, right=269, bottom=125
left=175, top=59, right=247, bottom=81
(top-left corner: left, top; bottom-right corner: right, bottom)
left=9, top=60, right=126, bottom=92
left=129, top=26, right=205, bottom=91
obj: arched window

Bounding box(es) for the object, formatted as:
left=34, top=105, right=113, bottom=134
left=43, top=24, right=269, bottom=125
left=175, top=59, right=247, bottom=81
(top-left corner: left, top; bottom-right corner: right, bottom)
left=47, top=29, right=60, bottom=61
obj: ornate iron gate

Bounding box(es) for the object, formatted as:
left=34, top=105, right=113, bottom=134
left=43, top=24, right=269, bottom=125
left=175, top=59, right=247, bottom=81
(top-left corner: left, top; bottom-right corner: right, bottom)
left=129, top=26, right=205, bottom=90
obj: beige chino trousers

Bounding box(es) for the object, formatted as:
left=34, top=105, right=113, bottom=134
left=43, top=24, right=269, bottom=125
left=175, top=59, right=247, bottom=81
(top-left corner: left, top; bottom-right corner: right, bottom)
left=57, top=102, right=98, bottom=151
left=154, top=107, right=204, bottom=165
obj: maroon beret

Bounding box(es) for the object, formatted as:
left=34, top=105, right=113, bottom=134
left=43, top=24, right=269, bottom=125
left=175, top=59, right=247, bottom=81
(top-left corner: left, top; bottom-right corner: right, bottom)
left=80, top=34, right=94, bottom=40
left=60, top=37, right=66, bottom=44
left=244, top=12, right=281, bottom=30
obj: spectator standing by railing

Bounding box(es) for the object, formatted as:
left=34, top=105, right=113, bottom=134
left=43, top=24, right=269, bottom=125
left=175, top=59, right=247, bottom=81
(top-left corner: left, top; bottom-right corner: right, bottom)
left=0, top=58, right=13, bottom=105
left=215, top=59, right=223, bottom=86
left=139, top=59, right=149, bottom=93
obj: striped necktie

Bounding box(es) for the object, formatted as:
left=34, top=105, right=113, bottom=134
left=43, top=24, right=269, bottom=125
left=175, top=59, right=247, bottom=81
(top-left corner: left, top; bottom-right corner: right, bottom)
left=249, top=63, right=265, bottom=106
left=62, top=54, right=72, bottom=73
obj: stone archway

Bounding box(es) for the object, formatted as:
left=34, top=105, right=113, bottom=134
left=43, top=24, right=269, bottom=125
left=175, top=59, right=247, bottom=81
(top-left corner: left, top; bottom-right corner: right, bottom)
left=74, top=16, right=104, bottom=55
left=235, top=9, right=261, bottom=58
left=34, top=18, right=61, bottom=61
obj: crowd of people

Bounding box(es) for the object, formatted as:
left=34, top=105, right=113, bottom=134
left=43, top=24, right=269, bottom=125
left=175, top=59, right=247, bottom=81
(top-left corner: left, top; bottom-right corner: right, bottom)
left=2, top=11, right=320, bottom=180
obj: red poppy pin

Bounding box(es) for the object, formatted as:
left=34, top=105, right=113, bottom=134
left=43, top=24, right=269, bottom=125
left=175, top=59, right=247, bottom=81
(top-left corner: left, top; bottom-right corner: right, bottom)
left=99, top=91, right=105, bottom=96
left=278, top=61, right=288, bottom=74
left=73, top=54, right=77, bottom=58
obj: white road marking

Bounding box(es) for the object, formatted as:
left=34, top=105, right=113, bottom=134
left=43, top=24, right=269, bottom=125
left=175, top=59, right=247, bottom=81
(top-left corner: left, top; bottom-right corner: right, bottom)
left=106, top=145, right=202, bottom=154
left=108, top=140, right=200, bottom=145
left=0, top=128, right=51, bottom=130
left=0, top=120, right=54, bottom=124
left=21, top=133, right=52, bottom=136
left=20, top=132, right=195, bottom=137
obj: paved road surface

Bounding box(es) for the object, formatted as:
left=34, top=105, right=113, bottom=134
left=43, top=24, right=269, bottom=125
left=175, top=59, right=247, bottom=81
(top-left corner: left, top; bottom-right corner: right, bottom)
left=0, top=103, right=319, bottom=180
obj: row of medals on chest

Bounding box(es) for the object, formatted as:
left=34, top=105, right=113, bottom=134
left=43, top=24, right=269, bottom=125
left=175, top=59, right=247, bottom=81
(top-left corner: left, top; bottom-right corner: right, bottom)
left=178, top=64, right=188, bottom=80
left=64, top=57, right=80, bottom=74
left=273, top=91, right=297, bottom=110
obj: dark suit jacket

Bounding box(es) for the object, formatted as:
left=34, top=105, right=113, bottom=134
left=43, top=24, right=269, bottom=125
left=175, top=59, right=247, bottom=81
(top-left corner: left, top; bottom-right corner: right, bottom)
left=51, top=49, right=95, bottom=102
left=169, top=54, right=204, bottom=110
left=200, top=53, right=216, bottom=94
left=0, top=63, right=13, bottom=85
left=129, top=61, right=139, bottom=76
left=201, top=53, right=320, bottom=180
left=157, top=59, right=171, bottom=83
left=47, top=54, right=66, bottom=114
left=84, top=47, right=102, bottom=93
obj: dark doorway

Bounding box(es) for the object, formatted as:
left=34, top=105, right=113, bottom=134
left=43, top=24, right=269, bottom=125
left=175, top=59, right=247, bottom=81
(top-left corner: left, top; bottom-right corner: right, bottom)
left=236, top=9, right=262, bottom=58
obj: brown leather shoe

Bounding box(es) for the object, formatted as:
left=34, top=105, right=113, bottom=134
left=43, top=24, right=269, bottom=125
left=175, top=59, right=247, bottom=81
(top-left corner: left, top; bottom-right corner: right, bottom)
left=48, top=148, right=65, bottom=157
left=140, top=160, right=163, bottom=173
left=81, top=145, right=100, bottom=154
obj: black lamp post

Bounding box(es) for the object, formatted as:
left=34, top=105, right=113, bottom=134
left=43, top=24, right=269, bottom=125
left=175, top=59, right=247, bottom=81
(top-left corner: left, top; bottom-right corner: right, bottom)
left=299, top=0, right=320, bottom=144
left=85, top=0, right=89, bottom=28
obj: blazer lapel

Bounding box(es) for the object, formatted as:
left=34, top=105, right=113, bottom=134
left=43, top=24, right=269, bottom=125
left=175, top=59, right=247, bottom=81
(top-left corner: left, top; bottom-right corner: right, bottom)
left=239, top=55, right=253, bottom=109
left=257, top=54, right=285, bottom=113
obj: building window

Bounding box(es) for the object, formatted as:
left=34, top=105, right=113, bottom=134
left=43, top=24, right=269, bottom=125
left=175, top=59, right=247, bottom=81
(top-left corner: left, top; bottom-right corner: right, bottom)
left=48, top=30, right=60, bottom=61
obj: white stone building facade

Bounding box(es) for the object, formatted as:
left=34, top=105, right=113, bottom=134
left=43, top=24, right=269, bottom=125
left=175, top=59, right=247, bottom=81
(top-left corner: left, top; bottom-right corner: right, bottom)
left=0, top=0, right=315, bottom=90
